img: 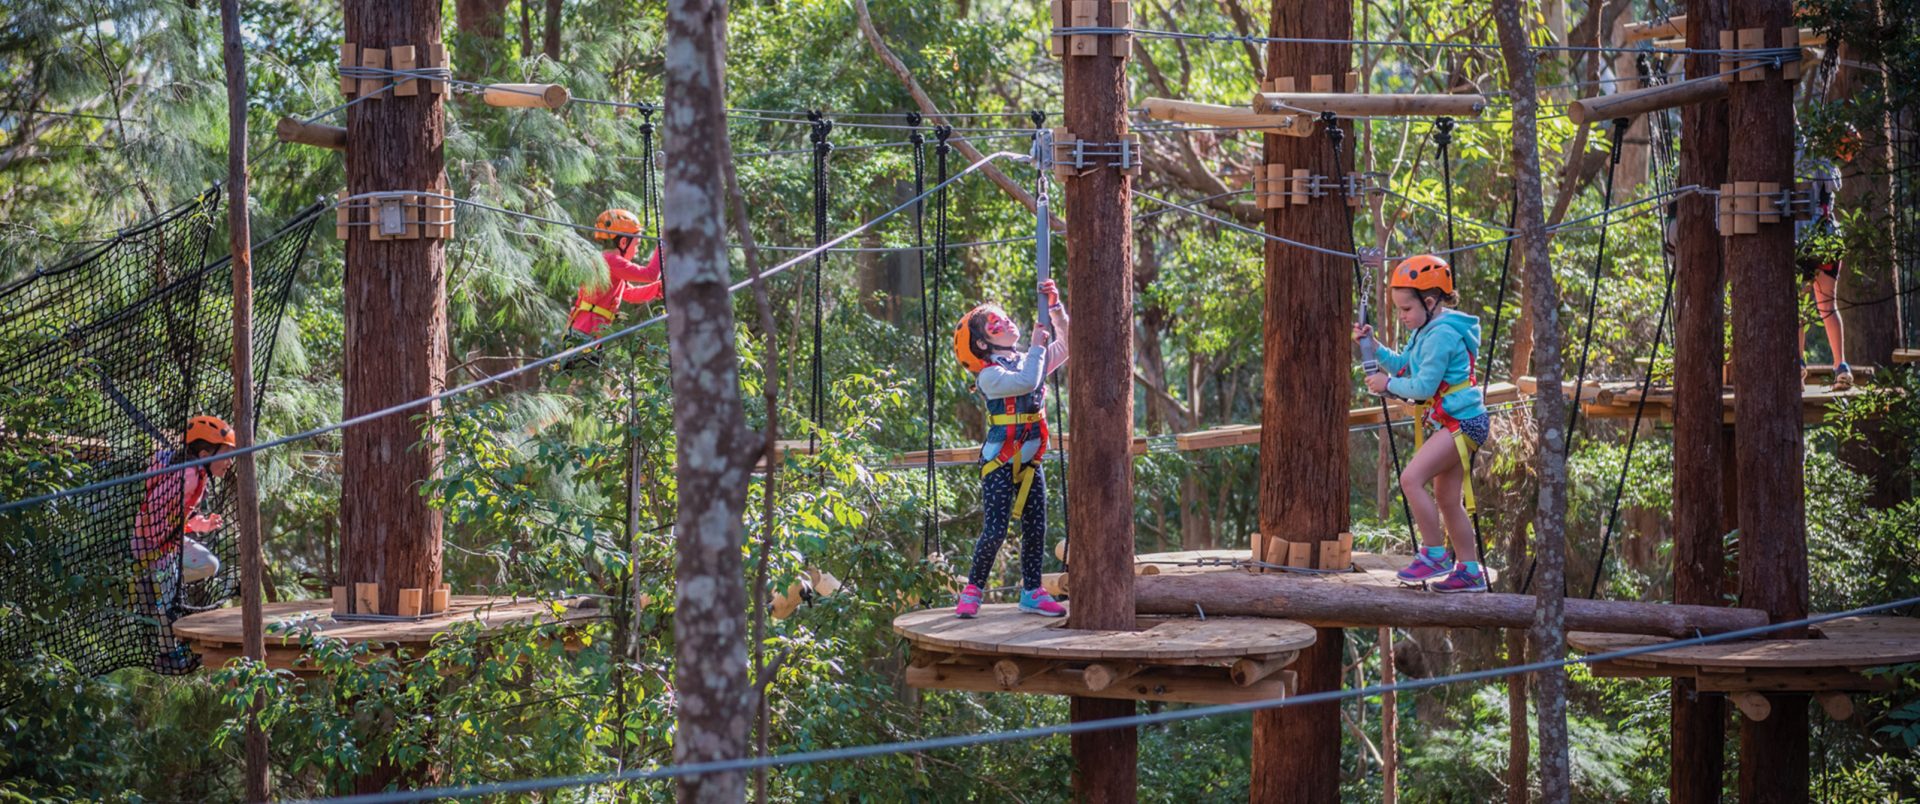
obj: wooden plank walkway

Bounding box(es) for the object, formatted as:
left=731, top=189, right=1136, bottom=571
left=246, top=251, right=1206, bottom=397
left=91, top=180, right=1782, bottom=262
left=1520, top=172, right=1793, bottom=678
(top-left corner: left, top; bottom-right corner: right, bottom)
left=173, top=595, right=596, bottom=672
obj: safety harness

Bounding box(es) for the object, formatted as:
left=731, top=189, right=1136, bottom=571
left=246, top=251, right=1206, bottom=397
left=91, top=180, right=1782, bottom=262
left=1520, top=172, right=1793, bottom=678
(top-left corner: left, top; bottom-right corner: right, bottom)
left=976, top=356, right=1050, bottom=530
left=1396, top=334, right=1482, bottom=513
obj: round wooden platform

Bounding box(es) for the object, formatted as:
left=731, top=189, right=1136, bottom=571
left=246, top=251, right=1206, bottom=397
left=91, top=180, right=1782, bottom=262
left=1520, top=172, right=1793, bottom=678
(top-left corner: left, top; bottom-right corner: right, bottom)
left=1132, top=548, right=1498, bottom=588
left=1569, top=615, right=1920, bottom=670
left=173, top=595, right=596, bottom=672
left=895, top=605, right=1315, bottom=664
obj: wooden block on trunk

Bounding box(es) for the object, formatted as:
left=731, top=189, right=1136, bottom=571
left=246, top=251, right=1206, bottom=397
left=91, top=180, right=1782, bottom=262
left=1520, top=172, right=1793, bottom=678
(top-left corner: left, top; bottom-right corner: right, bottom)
left=428, top=43, right=447, bottom=93
left=1718, top=31, right=1737, bottom=82
left=1782, top=27, right=1800, bottom=79
left=1049, top=0, right=1066, bottom=57
left=1310, top=73, right=1334, bottom=93
left=1263, top=533, right=1289, bottom=571
left=396, top=588, right=424, bottom=617
left=354, top=582, right=380, bottom=615
left=431, top=584, right=451, bottom=614
left=331, top=585, right=349, bottom=615
left=392, top=45, right=419, bottom=97
left=358, top=48, right=386, bottom=98
left=1733, top=181, right=1759, bottom=235
left=339, top=43, right=358, bottom=95
left=1757, top=181, right=1780, bottom=223
left=1291, top=168, right=1310, bottom=205
left=1346, top=71, right=1361, bottom=92
left=335, top=190, right=350, bottom=240
left=1109, top=1, right=1132, bottom=58
left=1737, top=29, right=1765, bottom=81
left=1285, top=540, right=1313, bottom=568
left=1717, top=183, right=1734, bottom=233
left=1069, top=0, right=1099, bottom=56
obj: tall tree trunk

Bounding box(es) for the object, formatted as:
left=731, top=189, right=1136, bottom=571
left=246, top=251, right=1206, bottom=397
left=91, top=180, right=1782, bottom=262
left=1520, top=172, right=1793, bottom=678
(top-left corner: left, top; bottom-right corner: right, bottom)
left=1727, top=4, right=1811, bottom=799
left=342, top=1, right=448, bottom=789
left=1671, top=2, right=1731, bottom=801
left=1252, top=0, right=1350, bottom=800
left=1831, top=39, right=1905, bottom=508
left=221, top=0, right=268, bottom=798
left=664, top=0, right=754, bottom=799
left=542, top=0, right=562, bottom=60
left=1061, top=0, right=1139, bottom=797
left=455, top=0, right=512, bottom=79
left=519, top=0, right=532, bottom=58
left=1492, top=1, right=1573, bottom=800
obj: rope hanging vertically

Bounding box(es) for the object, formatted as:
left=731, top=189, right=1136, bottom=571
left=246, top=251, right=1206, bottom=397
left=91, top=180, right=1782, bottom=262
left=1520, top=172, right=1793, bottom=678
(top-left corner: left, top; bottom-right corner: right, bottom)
left=808, top=111, right=834, bottom=452
left=1328, top=111, right=1416, bottom=549
left=1030, top=109, right=1069, bottom=564
left=908, top=112, right=934, bottom=555
left=932, top=125, right=953, bottom=553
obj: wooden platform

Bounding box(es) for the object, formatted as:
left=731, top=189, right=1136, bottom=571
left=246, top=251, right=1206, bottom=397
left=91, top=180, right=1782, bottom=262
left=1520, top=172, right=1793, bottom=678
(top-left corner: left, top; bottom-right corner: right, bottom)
left=894, top=605, right=1316, bottom=704
left=172, top=595, right=596, bottom=672
left=1570, top=616, right=1920, bottom=719
left=1893, top=348, right=1918, bottom=365
left=1517, top=376, right=1886, bottom=423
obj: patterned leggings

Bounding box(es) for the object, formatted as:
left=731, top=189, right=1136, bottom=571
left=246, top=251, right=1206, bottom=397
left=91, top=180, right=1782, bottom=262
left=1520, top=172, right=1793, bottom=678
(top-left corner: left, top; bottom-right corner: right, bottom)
left=966, top=461, right=1047, bottom=590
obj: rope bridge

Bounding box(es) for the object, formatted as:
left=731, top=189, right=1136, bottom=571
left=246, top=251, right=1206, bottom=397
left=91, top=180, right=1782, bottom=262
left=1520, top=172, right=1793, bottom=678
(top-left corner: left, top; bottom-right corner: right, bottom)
left=0, top=190, right=319, bottom=685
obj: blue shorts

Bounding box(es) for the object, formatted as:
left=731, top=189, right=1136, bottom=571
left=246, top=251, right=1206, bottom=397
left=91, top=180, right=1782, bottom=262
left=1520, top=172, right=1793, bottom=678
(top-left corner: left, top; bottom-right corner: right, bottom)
left=1453, top=414, right=1491, bottom=449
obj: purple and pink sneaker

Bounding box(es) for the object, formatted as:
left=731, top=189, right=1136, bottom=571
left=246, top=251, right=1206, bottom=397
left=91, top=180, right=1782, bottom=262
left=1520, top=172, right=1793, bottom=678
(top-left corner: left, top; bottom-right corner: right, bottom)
left=1430, top=563, right=1488, bottom=594
left=955, top=584, right=984, bottom=618
left=1397, top=548, right=1453, bottom=586
left=1019, top=588, right=1066, bottom=618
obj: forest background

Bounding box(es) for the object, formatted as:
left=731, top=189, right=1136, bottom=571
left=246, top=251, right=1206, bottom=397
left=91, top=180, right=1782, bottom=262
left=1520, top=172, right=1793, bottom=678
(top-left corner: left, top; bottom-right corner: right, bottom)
left=2, top=0, right=1918, bottom=800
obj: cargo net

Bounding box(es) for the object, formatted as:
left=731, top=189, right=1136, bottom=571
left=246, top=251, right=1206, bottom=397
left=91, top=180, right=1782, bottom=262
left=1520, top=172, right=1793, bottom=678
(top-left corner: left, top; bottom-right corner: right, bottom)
left=0, top=189, right=320, bottom=684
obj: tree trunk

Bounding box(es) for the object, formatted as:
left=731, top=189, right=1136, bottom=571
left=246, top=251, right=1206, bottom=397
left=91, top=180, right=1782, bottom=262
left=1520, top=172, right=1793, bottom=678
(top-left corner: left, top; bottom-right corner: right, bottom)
left=663, top=0, right=754, bottom=800
left=1505, top=517, right=1530, bottom=804
left=1253, top=0, right=1352, bottom=799
left=1061, top=1, right=1139, bottom=796
left=1831, top=40, right=1905, bottom=509
left=1671, top=2, right=1731, bottom=801
left=342, top=0, right=447, bottom=623
left=1491, top=1, right=1573, bottom=799
left=454, top=0, right=511, bottom=79
left=220, top=0, right=268, bottom=798
left=542, top=0, right=562, bottom=60
left=1726, top=4, right=1811, bottom=799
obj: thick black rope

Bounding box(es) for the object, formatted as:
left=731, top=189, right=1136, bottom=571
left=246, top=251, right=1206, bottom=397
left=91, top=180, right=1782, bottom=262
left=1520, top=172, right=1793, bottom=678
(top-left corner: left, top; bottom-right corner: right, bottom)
left=932, top=125, right=952, bottom=555
left=1324, top=112, right=1416, bottom=549
left=908, top=112, right=934, bottom=555
left=1479, top=194, right=1520, bottom=590
left=1587, top=62, right=1682, bottom=599
left=808, top=112, right=834, bottom=452
left=1433, top=116, right=1491, bottom=585
left=1522, top=117, right=1630, bottom=596
left=640, top=105, right=659, bottom=242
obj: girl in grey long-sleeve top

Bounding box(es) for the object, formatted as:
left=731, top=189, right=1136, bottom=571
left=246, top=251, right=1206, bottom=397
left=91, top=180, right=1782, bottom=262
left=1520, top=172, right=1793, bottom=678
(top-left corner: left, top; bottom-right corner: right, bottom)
left=950, top=280, right=1068, bottom=619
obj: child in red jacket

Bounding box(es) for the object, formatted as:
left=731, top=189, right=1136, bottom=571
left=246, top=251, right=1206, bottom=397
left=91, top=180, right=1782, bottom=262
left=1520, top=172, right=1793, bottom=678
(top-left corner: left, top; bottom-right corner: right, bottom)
left=134, top=415, right=235, bottom=670
left=569, top=208, right=663, bottom=342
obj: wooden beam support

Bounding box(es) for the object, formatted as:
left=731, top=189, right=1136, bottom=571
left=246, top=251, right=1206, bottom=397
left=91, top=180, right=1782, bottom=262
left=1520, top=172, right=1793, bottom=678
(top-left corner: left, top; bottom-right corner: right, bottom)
left=907, top=663, right=1293, bottom=706
left=1140, top=97, right=1310, bottom=135
left=275, top=116, right=348, bottom=150
left=992, top=657, right=1058, bottom=689
left=1230, top=654, right=1297, bottom=687
left=1732, top=691, right=1773, bottom=721
left=1083, top=661, right=1147, bottom=691
left=481, top=83, right=570, bottom=109
left=1567, top=76, right=1729, bottom=124
left=1252, top=91, right=1487, bottom=118
left=1135, top=573, right=1770, bottom=637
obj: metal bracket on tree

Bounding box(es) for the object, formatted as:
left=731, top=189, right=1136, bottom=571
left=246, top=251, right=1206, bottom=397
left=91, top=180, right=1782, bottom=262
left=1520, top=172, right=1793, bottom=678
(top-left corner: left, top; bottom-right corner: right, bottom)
left=1050, top=128, right=1143, bottom=178
left=335, top=185, right=456, bottom=241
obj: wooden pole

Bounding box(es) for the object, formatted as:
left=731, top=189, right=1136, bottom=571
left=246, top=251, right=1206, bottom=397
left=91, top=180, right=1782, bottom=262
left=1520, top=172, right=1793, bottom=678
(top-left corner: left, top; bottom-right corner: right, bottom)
left=342, top=0, right=447, bottom=619
left=1566, top=77, right=1728, bottom=125
left=1254, top=0, right=1349, bottom=800
left=479, top=82, right=570, bottom=109
left=274, top=117, right=348, bottom=150
left=1670, top=2, right=1731, bottom=802
left=1253, top=91, right=1487, bottom=117
left=663, top=0, right=755, bottom=799
left=220, top=0, right=268, bottom=799
left=1140, top=98, right=1309, bottom=135
left=1726, top=6, right=1812, bottom=800
left=1061, top=3, right=1139, bottom=798
left=1491, top=0, right=1574, bottom=799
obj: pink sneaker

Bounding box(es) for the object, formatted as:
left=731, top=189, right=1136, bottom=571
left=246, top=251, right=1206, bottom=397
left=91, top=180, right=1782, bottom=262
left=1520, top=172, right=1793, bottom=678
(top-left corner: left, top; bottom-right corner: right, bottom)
left=1019, top=588, right=1066, bottom=617
left=955, top=584, right=984, bottom=618
left=1397, top=549, right=1452, bottom=585
left=1430, top=563, right=1488, bottom=594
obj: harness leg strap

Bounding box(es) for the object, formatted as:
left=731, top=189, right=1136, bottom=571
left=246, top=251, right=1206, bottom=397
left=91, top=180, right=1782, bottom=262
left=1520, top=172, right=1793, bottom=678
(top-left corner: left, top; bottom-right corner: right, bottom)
left=1009, top=462, right=1039, bottom=527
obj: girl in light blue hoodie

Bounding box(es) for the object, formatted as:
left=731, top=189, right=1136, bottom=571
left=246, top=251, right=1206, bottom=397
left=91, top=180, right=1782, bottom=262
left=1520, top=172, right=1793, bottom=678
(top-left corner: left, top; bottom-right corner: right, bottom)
left=1353, top=254, right=1490, bottom=593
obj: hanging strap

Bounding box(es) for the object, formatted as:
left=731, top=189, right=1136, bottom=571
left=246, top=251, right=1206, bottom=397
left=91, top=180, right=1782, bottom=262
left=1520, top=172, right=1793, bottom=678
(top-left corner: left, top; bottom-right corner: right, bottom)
left=807, top=112, right=833, bottom=452
left=908, top=112, right=934, bottom=555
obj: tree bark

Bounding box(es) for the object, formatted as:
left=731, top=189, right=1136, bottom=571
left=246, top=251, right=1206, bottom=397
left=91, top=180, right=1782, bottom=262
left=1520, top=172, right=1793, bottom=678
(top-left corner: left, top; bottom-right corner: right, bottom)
left=1491, top=1, right=1573, bottom=800
left=1726, top=4, right=1811, bottom=799
left=1253, top=0, right=1352, bottom=798
left=1671, top=2, right=1731, bottom=801
left=1061, top=1, right=1139, bottom=798
left=542, top=0, right=561, bottom=60
left=454, top=0, right=512, bottom=79
left=1506, top=518, right=1530, bottom=804
left=664, top=0, right=754, bottom=799
left=220, top=0, right=268, bottom=798
left=342, top=0, right=447, bottom=621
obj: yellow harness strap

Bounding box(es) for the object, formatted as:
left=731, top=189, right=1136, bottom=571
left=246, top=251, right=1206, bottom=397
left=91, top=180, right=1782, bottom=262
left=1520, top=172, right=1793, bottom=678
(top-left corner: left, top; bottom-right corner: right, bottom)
left=987, top=412, right=1045, bottom=426
left=573, top=301, right=617, bottom=320
left=980, top=459, right=1041, bottom=527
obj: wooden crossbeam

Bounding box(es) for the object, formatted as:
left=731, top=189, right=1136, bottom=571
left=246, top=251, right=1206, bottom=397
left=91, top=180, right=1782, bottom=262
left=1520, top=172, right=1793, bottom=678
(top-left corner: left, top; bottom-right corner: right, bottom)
left=481, top=83, right=571, bottom=109
left=1140, top=98, right=1310, bottom=136
left=1252, top=91, right=1487, bottom=118
left=1622, top=15, right=1685, bottom=43
left=1567, top=76, right=1729, bottom=124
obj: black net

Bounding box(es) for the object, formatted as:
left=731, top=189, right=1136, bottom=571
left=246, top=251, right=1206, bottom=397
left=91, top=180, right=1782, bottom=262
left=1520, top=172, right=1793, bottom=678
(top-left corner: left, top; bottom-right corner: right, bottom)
left=1894, top=107, right=1920, bottom=349
left=0, top=189, right=320, bottom=686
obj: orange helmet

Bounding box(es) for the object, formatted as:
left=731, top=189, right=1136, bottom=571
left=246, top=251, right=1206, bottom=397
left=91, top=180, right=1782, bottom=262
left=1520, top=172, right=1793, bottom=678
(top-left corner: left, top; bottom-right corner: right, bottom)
left=953, top=303, right=1009, bottom=374
left=185, top=415, right=236, bottom=448
left=593, top=208, right=643, bottom=241
left=1389, top=254, right=1454, bottom=296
